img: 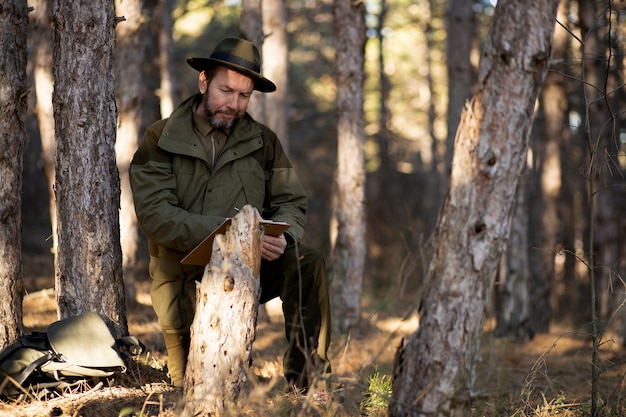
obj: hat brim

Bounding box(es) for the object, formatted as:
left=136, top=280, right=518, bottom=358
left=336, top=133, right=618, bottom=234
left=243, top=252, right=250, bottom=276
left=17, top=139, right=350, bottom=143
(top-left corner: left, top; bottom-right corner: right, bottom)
left=187, top=57, right=276, bottom=93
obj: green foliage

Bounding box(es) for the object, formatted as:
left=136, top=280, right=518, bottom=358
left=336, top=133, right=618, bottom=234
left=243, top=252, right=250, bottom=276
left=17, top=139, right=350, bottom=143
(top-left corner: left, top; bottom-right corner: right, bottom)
left=361, top=366, right=392, bottom=414
left=118, top=407, right=142, bottom=417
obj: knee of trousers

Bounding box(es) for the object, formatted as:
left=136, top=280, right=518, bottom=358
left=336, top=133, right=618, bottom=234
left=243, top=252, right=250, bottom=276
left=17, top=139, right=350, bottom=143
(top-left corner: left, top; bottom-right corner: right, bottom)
left=149, top=257, right=199, bottom=331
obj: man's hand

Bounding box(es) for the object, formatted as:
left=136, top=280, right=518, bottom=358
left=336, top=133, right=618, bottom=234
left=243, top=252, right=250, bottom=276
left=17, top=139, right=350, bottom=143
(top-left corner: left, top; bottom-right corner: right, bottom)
left=262, top=233, right=287, bottom=261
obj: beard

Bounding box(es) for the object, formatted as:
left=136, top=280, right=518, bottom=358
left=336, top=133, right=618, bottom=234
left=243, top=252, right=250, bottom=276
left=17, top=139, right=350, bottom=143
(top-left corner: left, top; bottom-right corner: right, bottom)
left=201, top=94, right=240, bottom=129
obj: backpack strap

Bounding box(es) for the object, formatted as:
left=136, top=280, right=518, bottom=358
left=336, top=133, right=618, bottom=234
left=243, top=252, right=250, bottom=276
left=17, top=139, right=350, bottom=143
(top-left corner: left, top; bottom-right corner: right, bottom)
left=13, top=351, right=56, bottom=385
left=0, top=332, right=49, bottom=364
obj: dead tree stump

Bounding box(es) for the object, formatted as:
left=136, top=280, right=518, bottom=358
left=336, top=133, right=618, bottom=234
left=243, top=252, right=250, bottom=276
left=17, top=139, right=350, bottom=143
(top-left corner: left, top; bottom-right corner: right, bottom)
left=183, top=205, right=262, bottom=416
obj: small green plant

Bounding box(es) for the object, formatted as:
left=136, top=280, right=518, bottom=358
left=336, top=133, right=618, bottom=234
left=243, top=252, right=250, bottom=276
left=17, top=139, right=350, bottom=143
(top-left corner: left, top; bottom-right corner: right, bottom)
left=362, top=366, right=392, bottom=414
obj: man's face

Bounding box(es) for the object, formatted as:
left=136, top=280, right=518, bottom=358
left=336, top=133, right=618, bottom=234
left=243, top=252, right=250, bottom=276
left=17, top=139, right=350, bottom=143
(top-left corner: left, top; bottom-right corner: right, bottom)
left=199, top=66, right=254, bottom=129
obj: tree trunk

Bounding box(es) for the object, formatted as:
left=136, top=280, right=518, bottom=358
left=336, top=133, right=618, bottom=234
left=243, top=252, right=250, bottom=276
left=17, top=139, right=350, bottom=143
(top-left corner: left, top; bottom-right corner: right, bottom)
left=31, top=0, right=57, bottom=258
left=0, top=0, right=28, bottom=346
left=50, top=0, right=128, bottom=338
left=115, top=0, right=145, bottom=306
left=390, top=1, right=559, bottom=416
left=262, top=0, right=289, bottom=152
left=531, top=1, right=575, bottom=327
left=444, top=0, right=476, bottom=189
left=240, top=0, right=266, bottom=122
left=367, top=0, right=394, bottom=271
left=557, top=0, right=588, bottom=326
left=183, top=206, right=262, bottom=416
left=330, top=0, right=367, bottom=333
left=578, top=0, right=619, bottom=324
left=495, top=168, right=532, bottom=341
left=156, top=0, right=177, bottom=118
left=528, top=1, right=570, bottom=334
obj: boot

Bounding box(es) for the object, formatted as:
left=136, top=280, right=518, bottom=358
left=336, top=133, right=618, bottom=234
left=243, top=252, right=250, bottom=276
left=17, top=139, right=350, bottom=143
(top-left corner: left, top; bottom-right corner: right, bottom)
left=163, top=332, right=190, bottom=387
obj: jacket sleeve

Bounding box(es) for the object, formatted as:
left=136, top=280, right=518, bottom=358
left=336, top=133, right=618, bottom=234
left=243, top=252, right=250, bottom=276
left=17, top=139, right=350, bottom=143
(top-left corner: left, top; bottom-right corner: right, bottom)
left=262, top=129, right=308, bottom=242
left=130, top=122, right=226, bottom=254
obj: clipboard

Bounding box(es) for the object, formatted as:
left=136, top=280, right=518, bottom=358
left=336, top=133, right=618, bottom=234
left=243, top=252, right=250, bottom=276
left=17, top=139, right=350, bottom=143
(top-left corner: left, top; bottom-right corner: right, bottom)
left=180, top=218, right=290, bottom=266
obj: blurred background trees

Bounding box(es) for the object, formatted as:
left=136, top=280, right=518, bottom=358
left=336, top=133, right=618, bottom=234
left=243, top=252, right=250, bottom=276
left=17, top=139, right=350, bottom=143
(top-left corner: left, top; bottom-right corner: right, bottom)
left=20, top=0, right=626, bottom=341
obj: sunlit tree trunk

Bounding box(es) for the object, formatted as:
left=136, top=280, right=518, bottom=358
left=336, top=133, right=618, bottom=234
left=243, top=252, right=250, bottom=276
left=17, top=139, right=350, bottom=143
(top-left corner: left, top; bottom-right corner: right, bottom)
left=51, top=0, right=128, bottom=338
left=115, top=0, right=145, bottom=306
left=530, top=2, right=586, bottom=324
left=330, top=0, right=367, bottom=332
left=529, top=1, right=569, bottom=332
left=31, top=0, right=57, bottom=259
left=156, top=0, right=177, bottom=118
left=262, top=0, right=289, bottom=152
left=241, top=0, right=266, bottom=122
left=0, top=0, right=28, bottom=346
left=390, top=1, right=559, bottom=415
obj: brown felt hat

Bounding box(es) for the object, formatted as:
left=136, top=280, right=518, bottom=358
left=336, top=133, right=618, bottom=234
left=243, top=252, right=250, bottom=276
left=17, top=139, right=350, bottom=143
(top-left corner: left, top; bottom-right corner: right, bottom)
left=187, top=37, right=276, bottom=93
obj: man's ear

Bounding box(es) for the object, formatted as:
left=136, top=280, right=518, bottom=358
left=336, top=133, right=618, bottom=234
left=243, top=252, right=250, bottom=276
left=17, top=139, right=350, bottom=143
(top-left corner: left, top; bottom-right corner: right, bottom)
left=198, top=71, right=208, bottom=94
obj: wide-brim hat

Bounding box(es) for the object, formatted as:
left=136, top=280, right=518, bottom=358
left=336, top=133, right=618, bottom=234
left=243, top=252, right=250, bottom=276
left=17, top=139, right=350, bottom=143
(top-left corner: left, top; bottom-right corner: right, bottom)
left=187, top=37, right=276, bottom=93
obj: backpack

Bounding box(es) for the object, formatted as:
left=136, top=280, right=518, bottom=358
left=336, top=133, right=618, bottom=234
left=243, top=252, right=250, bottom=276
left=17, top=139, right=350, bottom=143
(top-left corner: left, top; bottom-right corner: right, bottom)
left=0, top=312, right=144, bottom=400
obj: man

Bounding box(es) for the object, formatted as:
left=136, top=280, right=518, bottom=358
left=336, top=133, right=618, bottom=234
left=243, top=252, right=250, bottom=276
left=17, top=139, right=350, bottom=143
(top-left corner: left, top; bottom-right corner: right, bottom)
left=129, top=37, right=331, bottom=391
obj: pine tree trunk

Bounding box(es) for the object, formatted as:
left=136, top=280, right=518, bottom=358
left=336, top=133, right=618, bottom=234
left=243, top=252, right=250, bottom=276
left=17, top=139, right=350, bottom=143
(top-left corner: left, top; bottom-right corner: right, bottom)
left=495, top=168, right=532, bottom=341
left=528, top=2, right=570, bottom=332
left=31, top=0, right=57, bottom=258
left=578, top=0, right=619, bottom=324
left=241, top=0, right=266, bottom=122
left=0, top=0, right=28, bottom=346
left=330, top=0, right=367, bottom=333
left=183, top=206, right=262, bottom=416
left=390, top=1, right=559, bottom=415
left=156, top=0, right=177, bottom=118
left=444, top=0, right=476, bottom=191
left=51, top=0, right=128, bottom=337
left=262, top=0, right=289, bottom=151
left=115, top=0, right=145, bottom=306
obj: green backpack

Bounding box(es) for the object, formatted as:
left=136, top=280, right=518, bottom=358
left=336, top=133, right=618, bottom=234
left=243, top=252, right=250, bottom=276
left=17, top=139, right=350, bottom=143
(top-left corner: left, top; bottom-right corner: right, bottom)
left=0, top=312, right=144, bottom=399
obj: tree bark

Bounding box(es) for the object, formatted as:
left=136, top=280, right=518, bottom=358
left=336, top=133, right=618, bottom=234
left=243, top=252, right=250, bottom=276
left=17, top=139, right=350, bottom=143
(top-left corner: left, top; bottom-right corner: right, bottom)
left=31, top=0, right=57, bottom=259
left=183, top=206, right=262, bottom=416
left=444, top=0, right=476, bottom=190
left=557, top=0, right=588, bottom=326
left=50, top=0, right=128, bottom=337
left=262, top=0, right=289, bottom=152
left=330, top=0, right=367, bottom=333
left=529, top=1, right=570, bottom=333
left=390, top=1, right=559, bottom=416
left=0, top=0, right=28, bottom=346
left=240, top=0, right=266, bottom=123
left=156, top=0, right=177, bottom=118
left=115, top=0, right=145, bottom=306
left=495, top=168, right=532, bottom=341
left=578, top=0, right=619, bottom=324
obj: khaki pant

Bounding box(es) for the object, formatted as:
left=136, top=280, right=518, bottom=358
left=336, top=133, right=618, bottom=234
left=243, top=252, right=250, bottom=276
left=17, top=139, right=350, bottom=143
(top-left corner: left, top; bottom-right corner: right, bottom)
left=150, top=242, right=331, bottom=389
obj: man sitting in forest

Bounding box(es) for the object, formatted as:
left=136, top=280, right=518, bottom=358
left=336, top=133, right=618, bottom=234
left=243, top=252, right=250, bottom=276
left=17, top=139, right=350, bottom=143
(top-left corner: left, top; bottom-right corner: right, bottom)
left=129, top=37, right=331, bottom=392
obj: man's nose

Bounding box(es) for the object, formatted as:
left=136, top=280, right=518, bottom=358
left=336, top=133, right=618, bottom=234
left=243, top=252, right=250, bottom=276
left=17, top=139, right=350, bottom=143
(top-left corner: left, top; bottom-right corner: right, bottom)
left=225, top=93, right=240, bottom=109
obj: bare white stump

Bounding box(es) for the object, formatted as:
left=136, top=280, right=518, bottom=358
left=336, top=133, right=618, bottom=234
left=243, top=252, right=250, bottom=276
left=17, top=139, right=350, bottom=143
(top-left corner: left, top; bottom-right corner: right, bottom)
left=183, top=205, right=262, bottom=416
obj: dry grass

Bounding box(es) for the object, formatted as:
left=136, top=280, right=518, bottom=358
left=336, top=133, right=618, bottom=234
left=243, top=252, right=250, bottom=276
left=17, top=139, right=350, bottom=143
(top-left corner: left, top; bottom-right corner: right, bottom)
left=3, top=256, right=626, bottom=416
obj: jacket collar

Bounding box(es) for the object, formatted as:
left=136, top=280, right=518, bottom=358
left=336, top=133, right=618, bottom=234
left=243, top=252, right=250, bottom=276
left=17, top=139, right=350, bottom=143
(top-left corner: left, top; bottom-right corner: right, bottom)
left=157, top=94, right=263, bottom=161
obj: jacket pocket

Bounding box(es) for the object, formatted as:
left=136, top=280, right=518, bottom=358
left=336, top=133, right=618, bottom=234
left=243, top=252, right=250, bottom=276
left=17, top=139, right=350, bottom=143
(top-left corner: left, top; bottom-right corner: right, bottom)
left=238, top=170, right=265, bottom=207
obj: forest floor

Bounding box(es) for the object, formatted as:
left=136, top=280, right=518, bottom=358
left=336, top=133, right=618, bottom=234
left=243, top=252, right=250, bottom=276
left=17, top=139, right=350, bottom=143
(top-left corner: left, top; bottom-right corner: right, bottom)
left=1, top=255, right=626, bottom=417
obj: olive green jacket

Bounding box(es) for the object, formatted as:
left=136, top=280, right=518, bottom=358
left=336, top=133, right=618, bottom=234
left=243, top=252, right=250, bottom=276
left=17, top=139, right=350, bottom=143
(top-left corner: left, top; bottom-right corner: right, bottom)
left=129, top=94, right=308, bottom=262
